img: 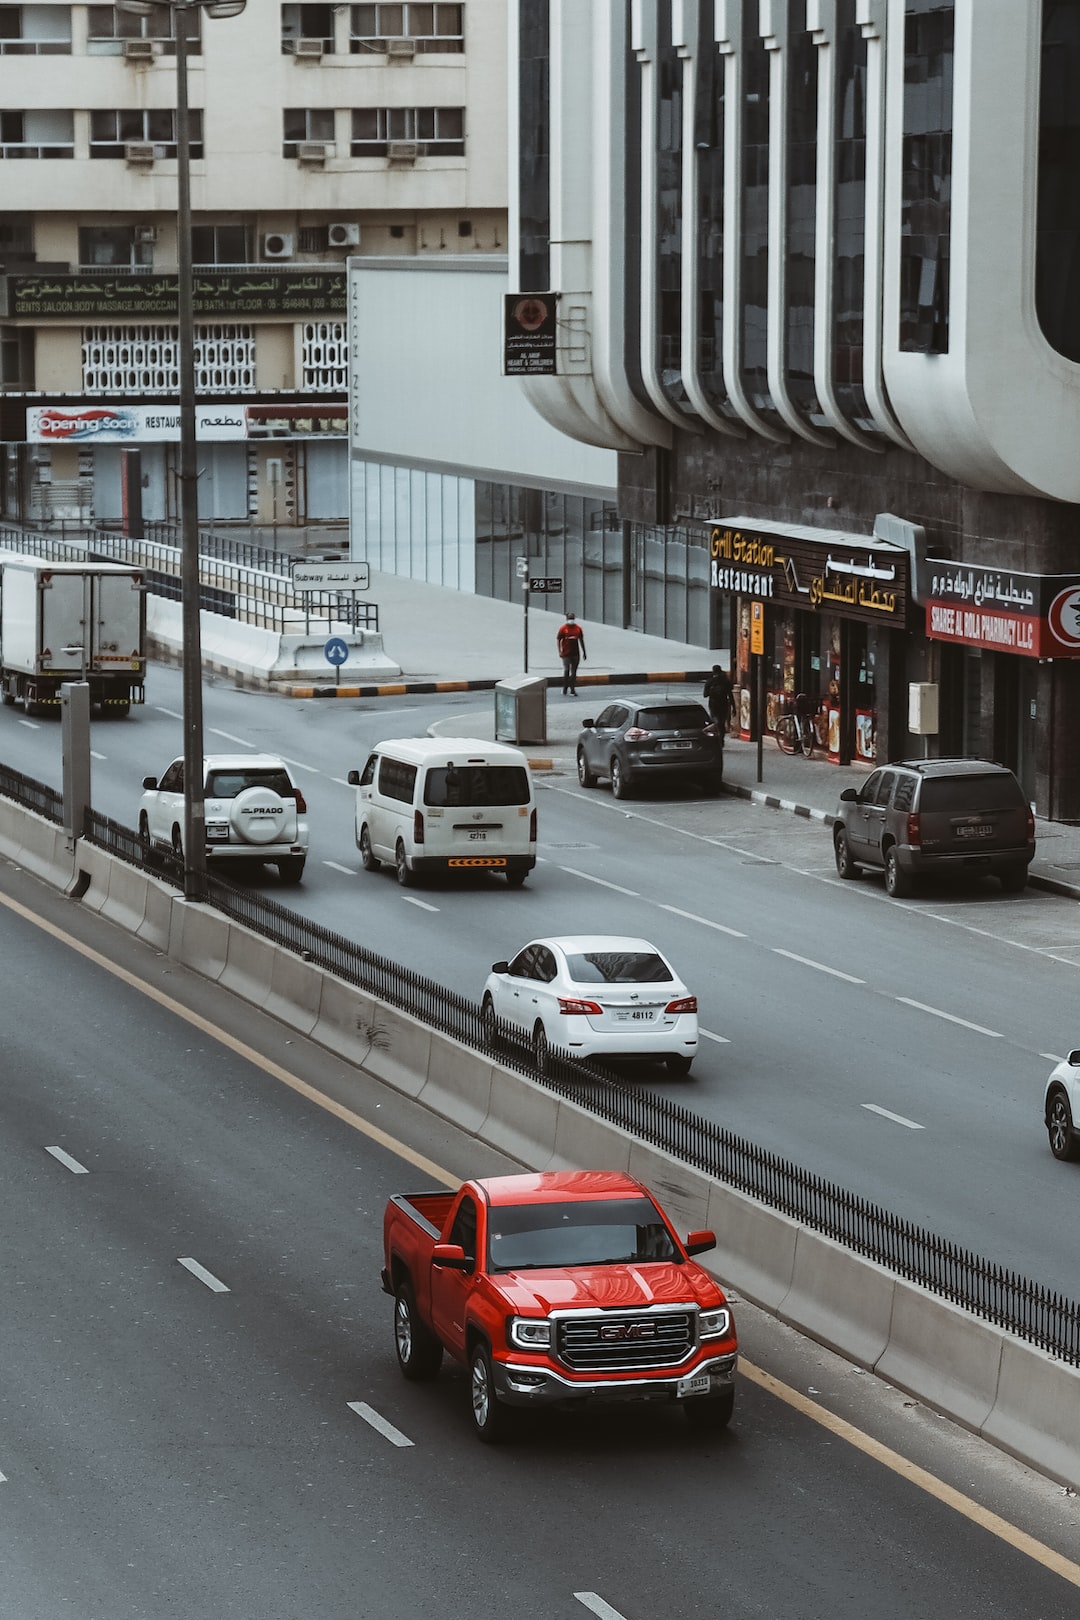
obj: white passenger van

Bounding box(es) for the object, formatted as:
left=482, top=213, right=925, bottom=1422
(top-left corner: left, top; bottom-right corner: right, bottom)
left=347, top=737, right=537, bottom=887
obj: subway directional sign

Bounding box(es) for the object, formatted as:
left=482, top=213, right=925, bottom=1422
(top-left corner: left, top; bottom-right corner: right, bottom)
left=528, top=576, right=563, bottom=592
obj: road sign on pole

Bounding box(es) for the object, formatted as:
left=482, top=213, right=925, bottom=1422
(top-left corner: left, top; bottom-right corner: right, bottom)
left=528, top=576, right=563, bottom=593
left=324, top=635, right=349, bottom=688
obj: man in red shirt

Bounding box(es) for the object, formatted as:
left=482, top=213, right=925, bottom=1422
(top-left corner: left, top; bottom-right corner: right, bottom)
left=556, top=612, right=587, bottom=695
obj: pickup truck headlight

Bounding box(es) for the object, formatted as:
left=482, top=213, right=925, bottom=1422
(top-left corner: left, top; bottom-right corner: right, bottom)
left=698, top=1307, right=731, bottom=1341
left=509, top=1316, right=552, bottom=1350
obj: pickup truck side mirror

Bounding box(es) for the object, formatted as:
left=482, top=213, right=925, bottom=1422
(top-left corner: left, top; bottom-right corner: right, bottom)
left=684, top=1229, right=716, bottom=1257
left=347, top=769, right=360, bottom=785
left=491, top=960, right=509, bottom=974
left=142, top=775, right=158, bottom=790
left=432, top=1242, right=472, bottom=1271
left=839, top=788, right=858, bottom=803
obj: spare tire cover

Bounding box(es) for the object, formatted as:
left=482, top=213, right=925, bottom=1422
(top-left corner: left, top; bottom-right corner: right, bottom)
left=228, top=785, right=292, bottom=845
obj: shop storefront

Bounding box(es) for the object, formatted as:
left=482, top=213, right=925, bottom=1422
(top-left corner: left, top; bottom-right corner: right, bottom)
left=708, top=518, right=910, bottom=766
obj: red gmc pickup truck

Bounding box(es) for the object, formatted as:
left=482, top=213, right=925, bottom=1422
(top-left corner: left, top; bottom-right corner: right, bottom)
left=381, top=1168, right=738, bottom=1441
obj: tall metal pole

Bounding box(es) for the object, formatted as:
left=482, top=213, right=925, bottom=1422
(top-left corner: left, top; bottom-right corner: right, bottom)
left=175, top=5, right=206, bottom=901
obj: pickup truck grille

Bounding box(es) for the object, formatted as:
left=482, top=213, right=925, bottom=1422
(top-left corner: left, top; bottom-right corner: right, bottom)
left=557, top=1311, right=694, bottom=1372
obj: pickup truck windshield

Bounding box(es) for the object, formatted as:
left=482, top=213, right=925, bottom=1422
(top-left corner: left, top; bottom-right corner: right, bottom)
left=487, top=1197, right=679, bottom=1271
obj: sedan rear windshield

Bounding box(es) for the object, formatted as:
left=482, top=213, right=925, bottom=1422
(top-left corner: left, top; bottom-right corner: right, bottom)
left=919, top=776, right=1025, bottom=812
left=423, top=764, right=531, bottom=807
left=636, top=706, right=710, bottom=731
left=487, top=1197, right=679, bottom=1271
left=206, top=769, right=294, bottom=798
left=564, top=950, right=674, bottom=984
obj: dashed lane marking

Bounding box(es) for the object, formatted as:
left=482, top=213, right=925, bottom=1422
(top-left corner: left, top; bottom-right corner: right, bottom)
left=323, top=861, right=355, bottom=876
left=862, top=1103, right=925, bottom=1130
left=896, top=998, right=1003, bottom=1038
left=772, top=948, right=865, bottom=984
left=403, top=896, right=439, bottom=912
left=177, top=1257, right=230, bottom=1293
left=658, top=903, right=746, bottom=937
left=347, top=1401, right=414, bottom=1448
left=45, top=1145, right=89, bottom=1174
left=558, top=865, right=639, bottom=896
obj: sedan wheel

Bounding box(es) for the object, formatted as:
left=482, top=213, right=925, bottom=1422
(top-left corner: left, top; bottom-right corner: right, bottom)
left=1047, top=1089, right=1080, bottom=1161
left=532, top=1021, right=550, bottom=1076
left=481, top=993, right=500, bottom=1050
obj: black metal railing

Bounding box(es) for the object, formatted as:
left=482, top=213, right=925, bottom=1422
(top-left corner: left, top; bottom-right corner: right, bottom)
left=52, top=800, right=1080, bottom=1368
left=0, top=760, right=65, bottom=822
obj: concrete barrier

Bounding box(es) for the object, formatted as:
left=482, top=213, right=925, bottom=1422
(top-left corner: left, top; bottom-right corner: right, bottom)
left=481, top=1068, right=562, bottom=1165
left=168, top=900, right=230, bottom=982
left=550, top=1096, right=635, bottom=1175
left=98, top=856, right=150, bottom=937
left=705, top=1183, right=799, bottom=1313
left=419, top=1039, right=495, bottom=1137
left=984, top=1335, right=1080, bottom=1485
left=219, top=926, right=277, bottom=1012
left=779, top=1227, right=895, bottom=1369
left=69, top=840, right=115, bottom=914
left=310, top=974, right=369, bottom=1065
left=9, top=810, right=75, bottom=888
left=135, top=873, right=177, bottom=954
left=357, top=1001, right=434, bottom=1101
left=876, top=1278, right=1004, bottom=1433
left=626, top=1140, right=713, bottom=1236
left=264, top=949, right=323, bottom=1035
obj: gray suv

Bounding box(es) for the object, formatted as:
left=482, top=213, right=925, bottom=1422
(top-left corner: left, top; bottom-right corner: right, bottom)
left=833, top=758, right=1035, bottom=897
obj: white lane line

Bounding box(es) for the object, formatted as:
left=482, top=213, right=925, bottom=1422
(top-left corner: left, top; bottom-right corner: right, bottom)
left=208, top=727, right=252, bottom=746
left=177, top=1256, right=230, bottom=1293
left=862, top=1103, right=925, bottom=1131
left=90, top=750, right=107, bottom=761
left=330, top=777, right=352, bottom=787
left=18, top=718, right=39, bottom=730
left=45, top=1145, right=88, bottom=1174
left=1041, top=1052, right=1064, bottom=1063
left=278, top=755, right=319, bottom=774
left=896, top=997, right=1003, bottom=1038
left=403, top=895, right=439, bottom=912
left=0, top=1468, right=6, bottom=1483
left=772, top=948, right=865, bottom=984
left=699, top=1028, right=731, bottom=1045
left=574, top=1596, right=628, bottom=1620
left=324, top=860, right=356, bottom=876
left=658, top=904, right=746, bottom=938
left=156, top=706, right=183, bottom=720
left=347, top=1401, right=414, bottom=1448
left=559, top=865, right=639, bottom=897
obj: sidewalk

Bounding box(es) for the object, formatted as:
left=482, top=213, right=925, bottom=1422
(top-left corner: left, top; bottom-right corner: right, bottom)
left=346, top=570, right=1080, bottom=903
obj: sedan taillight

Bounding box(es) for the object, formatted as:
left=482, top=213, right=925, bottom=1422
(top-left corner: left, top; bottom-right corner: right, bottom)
left=624, top=727, right=653, bottom=741
left=665, top=996, right=698, bottom=1015
left=558, top=996, right=603, bottom=1016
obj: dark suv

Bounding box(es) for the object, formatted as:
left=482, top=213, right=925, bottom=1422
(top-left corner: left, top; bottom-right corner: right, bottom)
left=833, top=758, right=1035, bottom=897
left=576, top=700, right=723, bottom=798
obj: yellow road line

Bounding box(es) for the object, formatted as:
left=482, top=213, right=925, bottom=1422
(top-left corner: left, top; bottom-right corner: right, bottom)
left=6, top=885, right=1080, bottom=1585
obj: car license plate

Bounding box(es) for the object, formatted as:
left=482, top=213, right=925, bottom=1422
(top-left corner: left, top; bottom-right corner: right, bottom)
left=468, top=831, right=487, bottom=840
left=615, top=1009, right=655, bottom=1021
left=677, top=1373, right=711, bottom=1397
left=206, top=826, right=229, bottom=841
left=660, top=740, right=693, bottom=750
left=956, top=823, right=993, bottom=840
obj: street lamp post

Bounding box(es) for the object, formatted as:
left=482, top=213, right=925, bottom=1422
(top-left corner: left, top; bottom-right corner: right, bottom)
left=118, top=0, right=245, bottom=901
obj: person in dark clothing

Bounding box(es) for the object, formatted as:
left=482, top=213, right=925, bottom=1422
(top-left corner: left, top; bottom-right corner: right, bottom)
left=703, top=664, right=736, bottom=731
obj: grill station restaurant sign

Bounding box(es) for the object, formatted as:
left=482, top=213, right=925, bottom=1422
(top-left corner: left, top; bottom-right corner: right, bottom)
left=708, top=524, right=909, bottom=627
left=925, top=561, right=1080, bottom=657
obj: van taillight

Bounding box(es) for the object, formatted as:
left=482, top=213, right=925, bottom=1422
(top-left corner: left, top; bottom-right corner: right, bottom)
left=413, top=809, right=424, bottom=845
left=906, top=812, right=921, bottom=847
left=1026, top=807, right=1035, bottom=840
left=529, top=808, right=537, bottom=841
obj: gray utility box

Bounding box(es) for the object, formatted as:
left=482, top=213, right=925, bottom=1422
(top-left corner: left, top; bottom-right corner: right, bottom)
left=495, top=672, right=547, bottom=745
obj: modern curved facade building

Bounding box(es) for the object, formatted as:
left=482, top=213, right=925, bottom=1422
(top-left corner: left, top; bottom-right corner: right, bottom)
left=510, top=0, right=1080, bottom=819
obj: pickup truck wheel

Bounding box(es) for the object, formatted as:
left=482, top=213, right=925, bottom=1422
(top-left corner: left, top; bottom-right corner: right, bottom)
left=394, top=1283, right=443, bottom=1381
left=470, top=1345, right=510, bottom=1443
left=685, top=1385, right=735, bottom=1431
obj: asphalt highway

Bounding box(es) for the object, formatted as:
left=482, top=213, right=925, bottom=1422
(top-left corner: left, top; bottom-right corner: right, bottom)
left=1, top=862, right=1078, bottom=1620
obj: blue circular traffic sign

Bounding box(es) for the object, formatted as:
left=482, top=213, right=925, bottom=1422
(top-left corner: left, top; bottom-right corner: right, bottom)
left=324, top=636, right=349, bottom=667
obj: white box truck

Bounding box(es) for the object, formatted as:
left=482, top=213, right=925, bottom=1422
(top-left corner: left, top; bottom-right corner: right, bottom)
left=0, top=553, right=147, bottom=716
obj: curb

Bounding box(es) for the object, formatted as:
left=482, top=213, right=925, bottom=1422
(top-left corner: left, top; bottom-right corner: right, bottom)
left=284, top=669, right=711, bottom=700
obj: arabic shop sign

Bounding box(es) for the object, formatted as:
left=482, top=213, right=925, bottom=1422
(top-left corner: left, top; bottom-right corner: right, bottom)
left=925, top=561, right=1080, bottom=657
left=10, top=270, right=346, bottom=319
left=708, top=525, right=908, bottom=627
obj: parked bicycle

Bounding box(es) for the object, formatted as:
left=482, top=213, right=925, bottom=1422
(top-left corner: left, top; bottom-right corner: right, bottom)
left=774, top=695, right=818, bottom=757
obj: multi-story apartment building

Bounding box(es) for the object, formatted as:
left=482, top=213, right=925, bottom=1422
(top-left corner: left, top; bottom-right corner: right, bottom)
left=0, top=0, right=506, bottom=529
left=507, top=0, right=1080, bottom=820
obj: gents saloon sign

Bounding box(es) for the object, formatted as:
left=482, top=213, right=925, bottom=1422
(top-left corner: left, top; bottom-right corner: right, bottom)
left=925, top=561, right=1080, bottom=657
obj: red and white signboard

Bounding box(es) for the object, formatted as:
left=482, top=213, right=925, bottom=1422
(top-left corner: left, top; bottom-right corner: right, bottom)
left=925, top=563, right=1080, bottom=658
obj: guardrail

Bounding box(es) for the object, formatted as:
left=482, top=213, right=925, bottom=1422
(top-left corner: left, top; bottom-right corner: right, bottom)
left=76, top=799, right=1080, bottom=1370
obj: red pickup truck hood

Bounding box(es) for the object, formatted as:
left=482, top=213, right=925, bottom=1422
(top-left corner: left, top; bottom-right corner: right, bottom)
left=494, top=1262, right=723, bottom=1313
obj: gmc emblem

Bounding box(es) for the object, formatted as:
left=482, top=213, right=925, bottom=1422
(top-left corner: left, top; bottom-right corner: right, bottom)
left=598, top=1320, right=656, bottom=1341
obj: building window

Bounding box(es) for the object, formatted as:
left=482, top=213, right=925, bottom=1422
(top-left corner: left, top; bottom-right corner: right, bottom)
left=350, top=3, right=464, bottom=54
left=282, top=107, right=335, bottom=157
left=281, top=3, right=334, bottom=53
left=191, top=223, right=253, bottom=264
left=90, top=109, right=202, bottom=159
left=740, top=26, right=775, bottom=416
left=0, top=213, right=33, bottom=260
left=694, top=33, right=734, bottom=421
left=517, top=0, right=549, bottom=290
left=1036, top=1, right=1080, bottom=360
left=785, top=22, right=819, bottom=421
left=302, top=321, right=348, bottom=390
left=833, top=0, right=870, bottom=423
left=0, top=5, right=71, bottom=54
left=899, top=1, right=953, bottom=353
left=82, top=324, right=255, bottom=393
left=79, top=225, right=153, bottom=268
left=0, top=326, right=32, bottom=387
left=655, top=12, right=688, bottom=412
left=349, top=106, right=465, bottom=155
left=87, top=2, right=200, bottom=54
left=0, top=109, right=74, bottom=158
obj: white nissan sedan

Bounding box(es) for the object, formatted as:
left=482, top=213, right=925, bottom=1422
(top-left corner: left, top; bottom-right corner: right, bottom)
left=481, top=934, right=699, bottom=1076
left=1045, top=1051, right=1080, bottom=1161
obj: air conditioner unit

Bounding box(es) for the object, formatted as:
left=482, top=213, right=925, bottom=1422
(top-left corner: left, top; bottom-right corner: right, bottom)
left=123, top=38, right=156, bottom=60
left=387, top=141, right=422, bottom=162
left=293, top=37, right=324, bottom=58
left=386, top=36, right=416, bottom=58
left=134, top=225, right=158, bottom=244
left=297, top=141, right=331, bottom=164
left=262, top=231, right=295, bottom=259
left=327, top=221, right=361, bottom=248
left=124, top=142, right=158, bottom=165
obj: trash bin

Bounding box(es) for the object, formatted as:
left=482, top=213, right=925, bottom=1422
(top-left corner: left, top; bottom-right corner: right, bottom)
left=494, top=673, right=548, bottom=745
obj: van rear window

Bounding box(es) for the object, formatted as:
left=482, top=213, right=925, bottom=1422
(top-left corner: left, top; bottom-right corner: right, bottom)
left=424, top=765, right=530, bottom=807
left=919, top=775, right=1025, bottom=812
